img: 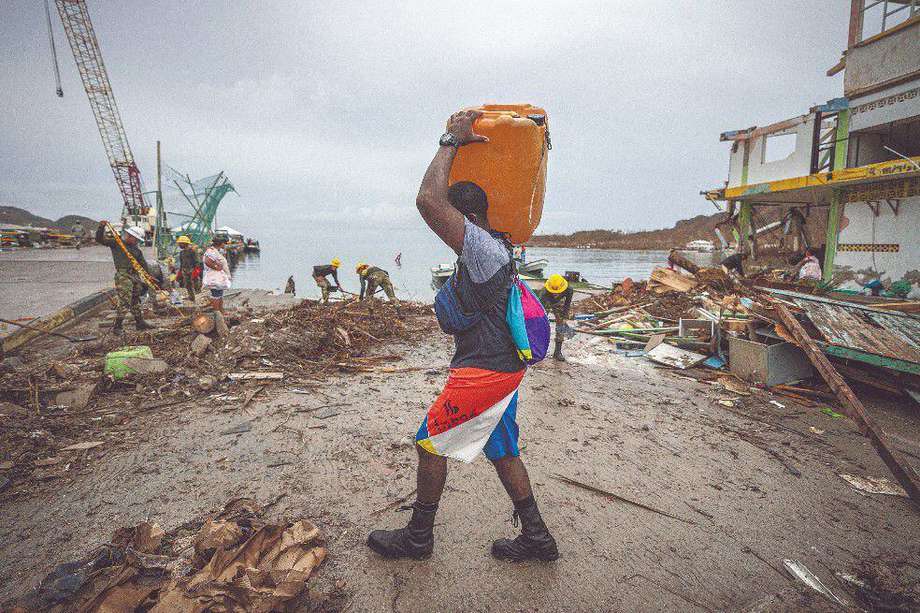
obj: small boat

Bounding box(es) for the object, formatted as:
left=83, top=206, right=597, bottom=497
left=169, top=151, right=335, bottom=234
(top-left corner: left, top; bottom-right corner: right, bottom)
left=517, top=258, right=548, bottom=277
left=430, top=258, right=549, bottom=290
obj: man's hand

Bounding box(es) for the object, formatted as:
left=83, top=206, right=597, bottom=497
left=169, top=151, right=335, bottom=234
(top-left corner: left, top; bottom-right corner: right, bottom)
left=446, top=110, right=489, bottom=146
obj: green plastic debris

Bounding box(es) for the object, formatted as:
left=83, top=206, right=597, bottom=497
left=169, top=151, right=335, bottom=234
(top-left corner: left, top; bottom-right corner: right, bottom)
left=821, top=407, right=844, bottom=419
left=104, top=346, right=154, bottom=380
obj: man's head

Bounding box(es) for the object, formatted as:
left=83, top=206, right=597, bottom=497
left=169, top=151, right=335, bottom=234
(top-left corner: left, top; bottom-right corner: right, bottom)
left=123, top=226, right=144, bottom=246
left=448, top=181, right=489, bottom=229
left=331, top=257, right=341, bottom=269
left=212, top=235, right=226, bottom=247
left=177, top=235, right=192, bottom=250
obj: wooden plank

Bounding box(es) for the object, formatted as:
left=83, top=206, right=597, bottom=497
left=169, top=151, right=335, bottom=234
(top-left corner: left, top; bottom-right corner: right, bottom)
left=822, top=344, right=920, bottom=376
left=774, top=303, right=920, bottom=508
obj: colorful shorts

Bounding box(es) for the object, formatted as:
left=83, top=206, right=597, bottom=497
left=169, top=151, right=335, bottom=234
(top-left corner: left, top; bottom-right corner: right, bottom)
left=416, top=367, right=525, bottom=463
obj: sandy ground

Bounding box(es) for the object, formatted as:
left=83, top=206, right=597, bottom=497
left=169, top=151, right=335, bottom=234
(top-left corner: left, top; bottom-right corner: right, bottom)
left=1, top=296, right=919, bottom=611
left=0, top=245, right=155, bottom=324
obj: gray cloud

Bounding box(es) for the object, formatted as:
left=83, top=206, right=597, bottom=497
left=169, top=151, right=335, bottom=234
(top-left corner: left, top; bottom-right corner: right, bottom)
left=1, top=0, right=847, bottom=233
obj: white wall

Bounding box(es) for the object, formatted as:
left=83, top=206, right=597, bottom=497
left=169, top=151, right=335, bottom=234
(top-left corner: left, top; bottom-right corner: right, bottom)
left=727, top=116, right=816, bottom=187
left=833, top=196, right=920, bottom=297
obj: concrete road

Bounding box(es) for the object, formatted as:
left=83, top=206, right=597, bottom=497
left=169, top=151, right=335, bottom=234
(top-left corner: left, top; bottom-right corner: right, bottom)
left=0, top=245, right=153, bottom=326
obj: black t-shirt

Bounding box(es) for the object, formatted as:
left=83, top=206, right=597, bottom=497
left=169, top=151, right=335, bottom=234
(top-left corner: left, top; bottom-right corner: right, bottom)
left=449, top=221, right=524, bottom=373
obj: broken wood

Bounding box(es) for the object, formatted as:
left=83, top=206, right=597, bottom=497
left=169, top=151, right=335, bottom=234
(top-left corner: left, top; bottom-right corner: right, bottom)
left=228, top=372, right=283, bottom=381
left=552, top=474, right=696, bottom=525
left=241, top=385, right=266, bottom=410
left=774, top=302, right=920, bottom=507
left=667, top=249, right=702, bottom=275
left=192, top=313, right=215, bottom=335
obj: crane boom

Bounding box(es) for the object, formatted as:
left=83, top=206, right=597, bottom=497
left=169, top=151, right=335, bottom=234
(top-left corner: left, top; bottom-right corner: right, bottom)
left=54, top=0, right=146, bottom=222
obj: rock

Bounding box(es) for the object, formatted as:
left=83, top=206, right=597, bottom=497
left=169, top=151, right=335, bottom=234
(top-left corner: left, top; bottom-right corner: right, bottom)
left=55, top=383, right=96, bottom=410
left=120, top=358, right=169, bottom=376
left=198, top=375, right=218, bottom=391
left=191, top=334, right=212, bottom=357
left=214, top=312, right=230, bottom=338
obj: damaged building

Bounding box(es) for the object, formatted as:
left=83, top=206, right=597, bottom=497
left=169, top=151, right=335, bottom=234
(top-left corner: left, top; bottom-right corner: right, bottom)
left=707, top=0, right=920, bottom=297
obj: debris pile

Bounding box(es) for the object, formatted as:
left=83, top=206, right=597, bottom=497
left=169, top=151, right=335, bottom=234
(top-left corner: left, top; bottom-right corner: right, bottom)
left=572, top=252, right=920, bottom=505
left=0, top=298, right=436, bottom=498
left=6, top=498, right=337, bottom=613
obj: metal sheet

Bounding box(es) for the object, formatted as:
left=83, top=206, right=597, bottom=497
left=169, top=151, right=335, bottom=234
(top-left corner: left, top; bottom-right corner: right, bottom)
left=792, top=297, right=920, bottom=365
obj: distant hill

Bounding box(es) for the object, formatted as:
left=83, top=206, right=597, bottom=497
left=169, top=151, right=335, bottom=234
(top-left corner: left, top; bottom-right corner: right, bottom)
left=531, top=209, right=826, bottom=250
left=0, top=206, right=97, bottom=230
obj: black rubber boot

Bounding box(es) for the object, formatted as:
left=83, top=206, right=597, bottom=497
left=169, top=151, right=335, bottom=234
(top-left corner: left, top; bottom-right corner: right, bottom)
left=492, top=495, right=559, bottom=561
left=553, top=341, right=566, bottom=362
left=367, top=501, right=436, bottom=560
left=134, top=316, right=154, bottom=331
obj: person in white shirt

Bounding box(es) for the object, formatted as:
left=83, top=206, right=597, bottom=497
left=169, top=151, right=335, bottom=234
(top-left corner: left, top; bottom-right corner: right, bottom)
left=202, top=235, right=231, bottom=313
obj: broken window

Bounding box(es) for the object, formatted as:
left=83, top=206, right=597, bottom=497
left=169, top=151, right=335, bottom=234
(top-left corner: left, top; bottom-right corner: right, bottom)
left=857, top=0, right=918, bottom=42
left=762, top=132, right=797, bottom=163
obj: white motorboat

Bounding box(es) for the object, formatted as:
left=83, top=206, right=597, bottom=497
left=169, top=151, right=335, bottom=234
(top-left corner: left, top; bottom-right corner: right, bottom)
left=430, top=258, right=549, bottom=289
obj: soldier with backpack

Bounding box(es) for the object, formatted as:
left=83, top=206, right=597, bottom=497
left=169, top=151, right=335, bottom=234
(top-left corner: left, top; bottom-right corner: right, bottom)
left=367, top=109, right=558, bottom=563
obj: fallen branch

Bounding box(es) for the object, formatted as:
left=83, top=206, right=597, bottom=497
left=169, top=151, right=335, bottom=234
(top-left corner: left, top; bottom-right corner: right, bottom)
left=552, top=474, right=696, bottom=525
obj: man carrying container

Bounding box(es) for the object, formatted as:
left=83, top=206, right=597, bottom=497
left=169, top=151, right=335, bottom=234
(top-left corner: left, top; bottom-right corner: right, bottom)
left=367, top=109, right=558, bottom=563
left=95, top=221, right=154, bottom=333
left=313, top=258, right=342, bottom=303
left=355, top=263, right=397, bottom=302
left=538, top=273, right=574, bottom=362
left=175, top=235, right=198, bottom=303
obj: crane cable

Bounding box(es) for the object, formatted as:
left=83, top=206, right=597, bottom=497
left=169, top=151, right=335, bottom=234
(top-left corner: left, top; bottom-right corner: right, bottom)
left=43, top=0, right=63, bottom=97
left=104, top=222, right=188, bottom=320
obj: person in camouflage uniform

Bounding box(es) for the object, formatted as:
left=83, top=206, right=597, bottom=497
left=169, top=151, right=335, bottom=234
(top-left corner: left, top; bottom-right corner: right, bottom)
left=313, top=258, right=342, bottom=303
left=356, top=263, right=397, bottom=301
left=175, top=235, right=199, bottom=302
left=538, top=274, right=574, bottom=362
left=95, top=221, right=154, bottom=333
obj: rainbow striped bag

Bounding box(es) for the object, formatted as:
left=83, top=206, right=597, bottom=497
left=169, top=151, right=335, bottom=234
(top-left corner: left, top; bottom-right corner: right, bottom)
left=506, top=276, right=550, bottom=365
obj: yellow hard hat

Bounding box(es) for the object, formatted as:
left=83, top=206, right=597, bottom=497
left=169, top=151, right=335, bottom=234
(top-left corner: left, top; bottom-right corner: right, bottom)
left=356, top=262, right=369, bottom=274
left=176, top=235, right=192, bottom=245
left=545, top=273, right=569, bottom=294
left=331, top=257, right=341, bottom=268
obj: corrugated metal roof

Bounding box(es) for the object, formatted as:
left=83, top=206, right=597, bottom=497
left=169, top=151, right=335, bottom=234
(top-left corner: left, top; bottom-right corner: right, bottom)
left=792, top=297, right=920, bottom=365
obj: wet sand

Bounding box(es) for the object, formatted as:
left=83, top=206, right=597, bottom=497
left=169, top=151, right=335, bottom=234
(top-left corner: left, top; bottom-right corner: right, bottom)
left=1, top=295, right=918, bottom=611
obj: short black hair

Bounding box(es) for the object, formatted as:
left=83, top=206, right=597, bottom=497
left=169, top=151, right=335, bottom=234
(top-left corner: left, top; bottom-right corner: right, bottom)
left=447, top=181, right=488, bottom=218
left=212, top=235, right=226, bottom=245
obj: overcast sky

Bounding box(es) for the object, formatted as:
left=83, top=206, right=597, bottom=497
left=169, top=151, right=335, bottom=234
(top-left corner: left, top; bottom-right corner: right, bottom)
left=1, top=1, right=848, bottom=233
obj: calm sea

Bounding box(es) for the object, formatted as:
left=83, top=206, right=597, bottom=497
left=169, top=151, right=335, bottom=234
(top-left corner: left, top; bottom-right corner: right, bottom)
left=226, top=223, right=721, bottom=301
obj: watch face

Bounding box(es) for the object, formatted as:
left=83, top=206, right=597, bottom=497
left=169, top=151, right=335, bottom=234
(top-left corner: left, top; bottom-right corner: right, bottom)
left=440, top=133, right=456, bottom=147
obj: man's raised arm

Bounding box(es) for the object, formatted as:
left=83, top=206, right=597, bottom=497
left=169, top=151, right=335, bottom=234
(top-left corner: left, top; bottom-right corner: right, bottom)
left=416, top=110, right=488, bottom=255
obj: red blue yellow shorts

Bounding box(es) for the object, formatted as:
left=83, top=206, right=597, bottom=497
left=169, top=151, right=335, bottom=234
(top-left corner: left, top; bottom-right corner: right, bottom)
left=415, top=367, right=525, bottom=463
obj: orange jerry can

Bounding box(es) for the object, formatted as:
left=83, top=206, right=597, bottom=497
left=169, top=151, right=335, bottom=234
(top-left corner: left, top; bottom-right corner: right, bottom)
left=448, top=104, right=550, bottom=245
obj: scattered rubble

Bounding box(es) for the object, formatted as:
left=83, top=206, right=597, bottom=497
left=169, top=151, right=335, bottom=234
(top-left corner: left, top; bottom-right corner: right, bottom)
left=0, top=298, right=436, bottom=499
left=571, top=256, right=920, bottom=506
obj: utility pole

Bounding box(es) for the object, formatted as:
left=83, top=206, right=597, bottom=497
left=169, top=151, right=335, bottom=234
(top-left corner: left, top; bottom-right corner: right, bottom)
left=155, top=140, right=164, bottom=258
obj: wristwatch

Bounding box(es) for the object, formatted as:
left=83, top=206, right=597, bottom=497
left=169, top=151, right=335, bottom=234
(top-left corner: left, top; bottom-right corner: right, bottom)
left=439, top=132, right=461, bottom=148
